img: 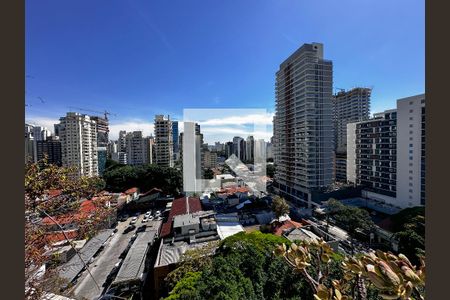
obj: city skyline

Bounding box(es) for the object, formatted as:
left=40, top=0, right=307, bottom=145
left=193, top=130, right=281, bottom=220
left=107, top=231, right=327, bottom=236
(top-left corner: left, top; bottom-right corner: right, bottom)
left=25, top=0, right=424, bottom=143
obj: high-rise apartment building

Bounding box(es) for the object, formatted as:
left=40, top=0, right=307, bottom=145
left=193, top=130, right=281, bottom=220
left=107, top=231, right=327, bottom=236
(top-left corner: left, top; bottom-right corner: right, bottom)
left=232, top=136, right=245, bottom=161
left=225, top=142, right=233, bottom=158
left=154, top=115, right=173, bottom=168
left=347, top=109, right=398, bottom=198
left=332, top=88, right=371, bottom=182
left=111, top=152, right=127, bottom=165
left=396, top=94, right=426, bottom=207
left=118, top=130, right=127, bottom=152
left=125, top=131, right=151, bottom=165
left=54, top=124, right=61, bottom=138
left=91, top=116, right=109, bottom=148
left=347, top=94, right=425, bottom=209
left=203, top=150, right=218, bottom=169
left=245, top=136, right=255, bottom=162
left=273, top=42, right=334, bottom=205
left=25, top=123, right=36, bottom=163
left=59, top=112, right=98, bottom=177
left=36, top=136, right=62, bottom=167
left=172, top=121, right=179, bottom=160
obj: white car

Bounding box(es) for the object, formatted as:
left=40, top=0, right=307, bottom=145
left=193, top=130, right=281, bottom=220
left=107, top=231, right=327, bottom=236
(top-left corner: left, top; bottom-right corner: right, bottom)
left=155, top=210, right=161, bottom=217
left=130, top=217, right=138, bottom=224
left=148, top=215, right=154, bottom=221
left=144, top=211, right=152, bottom=217
left=141, top=217, right=148, bottom=223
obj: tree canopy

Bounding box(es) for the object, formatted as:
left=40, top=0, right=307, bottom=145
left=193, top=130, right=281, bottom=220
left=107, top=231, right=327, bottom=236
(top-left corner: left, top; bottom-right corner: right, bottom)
left=271, top=196, right=290, bottom=219
left=102, top=163, right=182, bottom=195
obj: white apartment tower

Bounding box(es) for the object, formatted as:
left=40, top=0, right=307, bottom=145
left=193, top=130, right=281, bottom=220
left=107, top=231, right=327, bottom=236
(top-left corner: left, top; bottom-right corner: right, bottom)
left=154, top=115, right=174, bottom=168
left=59, top=112, right=98, bottom=177
left=125, top=131, right=151, bottom=165
left=396, top=94, right=425, bottom=208
left=273, top=42, right=334, bottom=206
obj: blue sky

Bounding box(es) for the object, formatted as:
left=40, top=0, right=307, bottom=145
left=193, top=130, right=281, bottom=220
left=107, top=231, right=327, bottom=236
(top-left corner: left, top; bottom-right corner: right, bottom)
left=25, top=0, right=424, bottom=142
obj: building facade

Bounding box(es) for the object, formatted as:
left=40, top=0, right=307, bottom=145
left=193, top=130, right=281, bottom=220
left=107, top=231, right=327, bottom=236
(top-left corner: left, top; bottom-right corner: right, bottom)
left=59, top=112, right=99, bottom=177
left=347, top=109, right=398, bottom=198
left=332, top=88, right=371, bottom=182
left=273, top=42, right=334, bottom=205
left=125, top=131, right=151, bottom=165
left=154, top=115, right=174, bottom=168
left=232, top=136, right=245, bottom=161
left=172, top=121, right=179, bottom=161
left=90, top=116, right=109, bottom=148
left=118, top=130, right=127, bottom=152
left=245, top=136, right=255, bottom=162
left=36, top=136, right=62, bottom=166
left=396, top=94, right=426, bottom=207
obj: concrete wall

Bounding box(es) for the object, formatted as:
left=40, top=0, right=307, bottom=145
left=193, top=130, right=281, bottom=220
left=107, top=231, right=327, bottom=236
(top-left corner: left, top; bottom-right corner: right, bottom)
left=346, top=123, right=357, bottom=183
left=396, top=94, right=425, bottom=208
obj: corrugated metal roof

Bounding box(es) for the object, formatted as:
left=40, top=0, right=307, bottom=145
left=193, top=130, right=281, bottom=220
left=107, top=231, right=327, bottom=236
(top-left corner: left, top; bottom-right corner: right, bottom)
left=58, top=229, right=113, bottom=284
left=112, top=230, right=156, bottom=285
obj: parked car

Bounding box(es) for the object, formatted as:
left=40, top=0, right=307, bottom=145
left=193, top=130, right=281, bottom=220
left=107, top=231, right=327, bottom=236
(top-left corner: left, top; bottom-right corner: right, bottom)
left=137, top=225, right=146, bottom=233
left=123, top=225, right=136, bottom=234
left=130, top=217, right=138, bottom=225
left=141, top=217, right=148, bottom=223
left=144, top=211, right=152, bottom=218
left=155, top=210, right=161, bottom=217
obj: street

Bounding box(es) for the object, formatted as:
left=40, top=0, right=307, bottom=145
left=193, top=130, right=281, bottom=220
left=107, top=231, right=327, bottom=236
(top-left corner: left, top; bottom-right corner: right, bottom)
left=72, top=213, right=148, bottom=300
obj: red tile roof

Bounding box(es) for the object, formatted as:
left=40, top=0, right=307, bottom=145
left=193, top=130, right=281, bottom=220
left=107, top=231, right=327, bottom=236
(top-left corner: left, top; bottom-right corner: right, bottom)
left=46, top=189, right=62, bottom=198
left=125, top=187, right=139, bottom=194
left=140, top=187, right=163, bottom=197
left=41, top=200, right=98, bottom=226
left=45, top=229, right=79, bottom=243
left=272, top=220, right=303, bottom=236
left=217, top=186, right=250, bottom=196
left=160, top=197, right=202, bottom=238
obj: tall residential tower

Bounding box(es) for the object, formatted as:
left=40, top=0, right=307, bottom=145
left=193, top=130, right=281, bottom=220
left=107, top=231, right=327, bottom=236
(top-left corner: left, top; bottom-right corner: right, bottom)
left=59, top=112, right=98, bottom=177
left=273, top=43, right=334, bottom=206
left=154, top=115, right=174, bottom=168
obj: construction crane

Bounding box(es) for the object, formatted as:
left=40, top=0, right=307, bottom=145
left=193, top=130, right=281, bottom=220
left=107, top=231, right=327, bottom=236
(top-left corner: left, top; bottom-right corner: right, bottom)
left=68, top=107, right=117, bottom=120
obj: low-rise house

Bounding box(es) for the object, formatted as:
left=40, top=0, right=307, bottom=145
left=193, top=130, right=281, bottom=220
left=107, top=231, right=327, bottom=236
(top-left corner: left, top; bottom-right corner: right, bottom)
left=124, top=187, right=140, bottom=201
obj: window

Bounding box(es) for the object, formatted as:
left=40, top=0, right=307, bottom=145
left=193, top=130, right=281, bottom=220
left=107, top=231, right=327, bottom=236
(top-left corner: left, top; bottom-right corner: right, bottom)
left=409, top=124, right=413, bottom=128
left=409, top=131, right=414, bottom=134
left=410, top=109, right=414, bottom=113
left=409, top=170, right=413, bottom=174
left=410, top=101, right=414, bottom=105
left=409, top=117, right=413, bottom=120
left=409, top=183, right=413, bottom=187
left=409, top=163, right=413, bottom=166
left=410, top=137, right=413, bottom=141
left=409, top=189, right=413, bottom=193
left=409, top=150, right=413, bottom=154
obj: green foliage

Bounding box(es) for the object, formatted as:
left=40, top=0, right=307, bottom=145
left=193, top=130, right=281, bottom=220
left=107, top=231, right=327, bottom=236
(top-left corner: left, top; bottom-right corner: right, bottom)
left=326, top=199, right=375, bottom=235
left=389, top=207, right=425, bottom=265
left=102, top=163, right=182, bottom=195
left=165, top=241, right=218, bottom=290
left=165, top=232, right=317, bottom=300
left=391, top=207, right=424, bottom=233
left=165, top=272, right=202, bottom=300
left=271, top=196, right=290, bottom=219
